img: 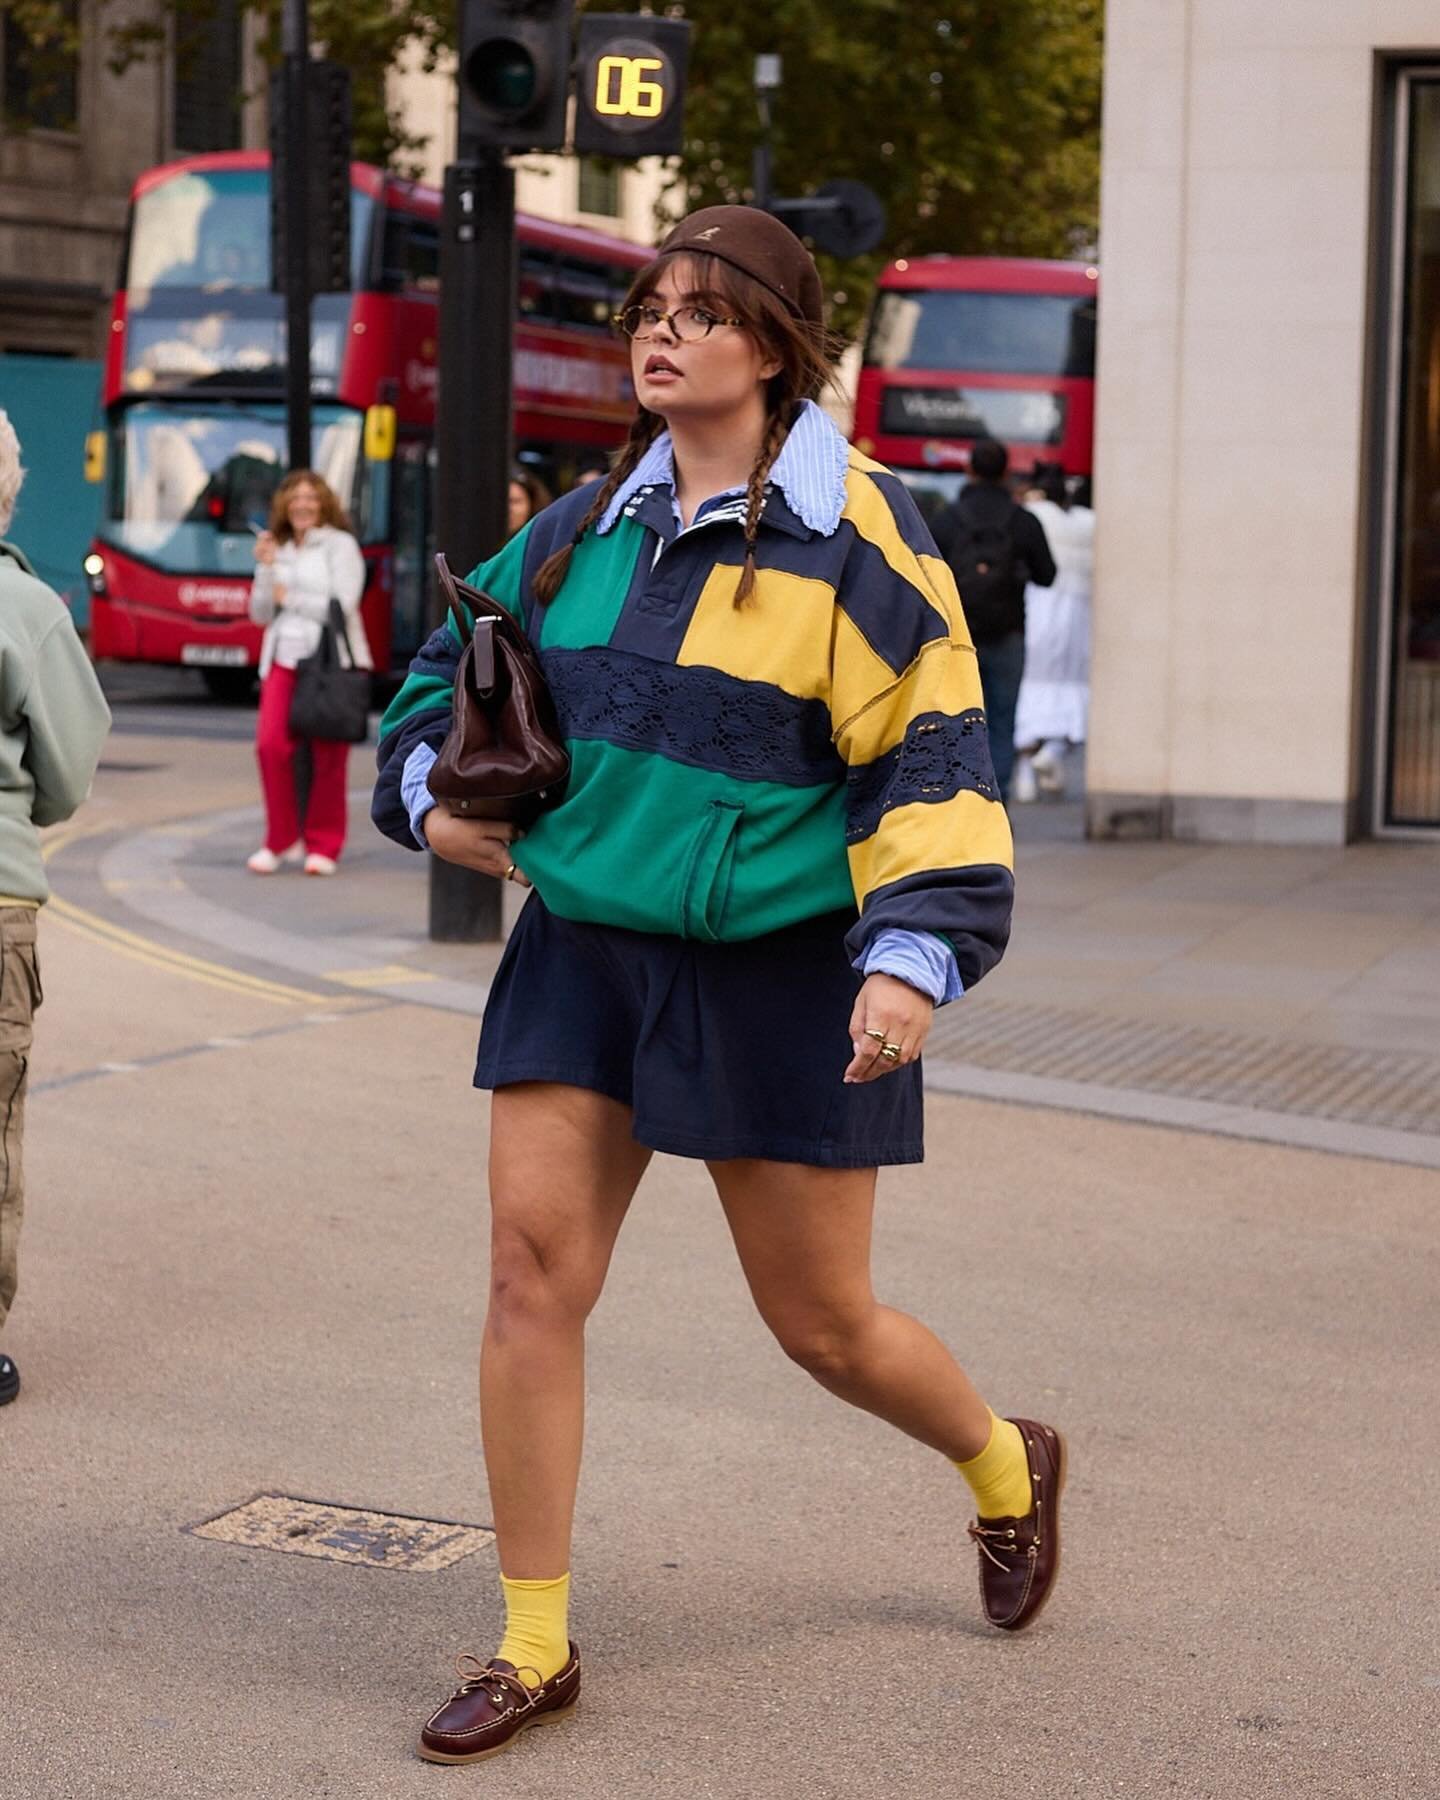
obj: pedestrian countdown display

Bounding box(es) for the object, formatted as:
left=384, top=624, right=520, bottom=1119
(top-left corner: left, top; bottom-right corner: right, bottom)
left=573, top=15, right=691, bottom=158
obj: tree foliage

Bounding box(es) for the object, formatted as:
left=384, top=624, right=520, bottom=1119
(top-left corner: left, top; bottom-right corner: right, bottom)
left=669, top=0, right=1102, bottom=336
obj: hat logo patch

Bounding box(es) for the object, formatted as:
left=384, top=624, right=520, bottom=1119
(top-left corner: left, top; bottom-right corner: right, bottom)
left=694, top=226, right=721, bottom=240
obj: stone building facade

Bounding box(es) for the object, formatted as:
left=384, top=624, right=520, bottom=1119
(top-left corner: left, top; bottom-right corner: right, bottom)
left=1093, top=0, right=1440, bottom=841
left=0, top=0, right=263, bottom=359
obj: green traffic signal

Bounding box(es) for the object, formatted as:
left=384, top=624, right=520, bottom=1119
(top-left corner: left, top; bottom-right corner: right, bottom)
left=458, top=1, right=572, bottom=152
left=466, top=39, right=538, bottom=115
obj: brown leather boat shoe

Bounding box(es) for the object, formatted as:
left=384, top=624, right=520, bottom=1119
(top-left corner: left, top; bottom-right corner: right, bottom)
left=967, top=1418, right=1067, bottom=1632
left=416, top=1644, right=581, bottom=1764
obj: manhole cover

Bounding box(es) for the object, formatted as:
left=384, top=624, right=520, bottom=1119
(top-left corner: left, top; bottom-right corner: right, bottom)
left=187, top=1494, right=495, bottom=1571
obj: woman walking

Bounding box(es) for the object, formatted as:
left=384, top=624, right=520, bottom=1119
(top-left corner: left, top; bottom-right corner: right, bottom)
left=247, top=469, right=370, bottom=875
left=508, top=468, right=553, bottom=538
left=373, top=207, right=1065, bottom=1764
left=1012, top=464, right=1094, bottom=803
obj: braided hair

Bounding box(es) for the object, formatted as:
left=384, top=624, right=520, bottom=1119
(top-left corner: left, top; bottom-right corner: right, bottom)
left=532, top=249, right=841, bottom=610
left=532, top=409, right=663, bottom=604
left=733, top=403, right=793, bottom=606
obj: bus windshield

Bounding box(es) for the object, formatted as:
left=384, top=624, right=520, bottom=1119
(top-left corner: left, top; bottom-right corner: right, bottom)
left=99, top=402, right=370, bottom=574
left=127, top=166, right=374, bottom=295
left=865, top=289, right=1096, bottom=378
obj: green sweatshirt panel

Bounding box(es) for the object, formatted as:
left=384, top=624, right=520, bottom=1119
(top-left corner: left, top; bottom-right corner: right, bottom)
left=462, top=522, right=531, bottom=623
left=530, top=516, right=647, bottom=651
left=378, top=517, right=649, bottom=742
left=514, top=738, right=855, bottom=942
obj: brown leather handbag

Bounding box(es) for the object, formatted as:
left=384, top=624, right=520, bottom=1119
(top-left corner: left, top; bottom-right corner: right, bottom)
left=426, top=554, right=570, bottom=824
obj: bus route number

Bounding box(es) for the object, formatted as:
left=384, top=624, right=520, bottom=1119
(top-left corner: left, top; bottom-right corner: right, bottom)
left=594, top=54, right=666, bottom=120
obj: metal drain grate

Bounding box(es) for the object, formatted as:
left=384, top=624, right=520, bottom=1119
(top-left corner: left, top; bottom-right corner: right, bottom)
left=925, top=999, right=1440, bottom=1136
left=188, top=1494, right=495, bottom=1571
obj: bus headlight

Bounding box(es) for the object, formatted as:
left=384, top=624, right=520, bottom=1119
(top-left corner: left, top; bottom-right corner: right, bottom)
left=83, top=553, right=107, bottom=597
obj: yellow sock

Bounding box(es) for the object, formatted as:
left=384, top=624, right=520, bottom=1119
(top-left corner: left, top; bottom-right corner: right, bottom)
left=953, top=1411, right=1031, bottom=1520
left=496, top=1573, right=571, bottom=1688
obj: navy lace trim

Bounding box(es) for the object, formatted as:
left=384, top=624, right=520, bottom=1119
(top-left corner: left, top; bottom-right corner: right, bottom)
left=845, top=709, right=998, bottom=843
left=540, top=646, right=844, bottom=787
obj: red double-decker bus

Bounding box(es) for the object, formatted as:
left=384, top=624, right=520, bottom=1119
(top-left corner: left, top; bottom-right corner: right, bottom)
left=84, top=151, right=649, bottom=695
left=852, top=256, right=1099, bottom=523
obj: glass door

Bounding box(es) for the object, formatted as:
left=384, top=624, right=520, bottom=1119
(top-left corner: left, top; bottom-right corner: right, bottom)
left=1379, top=73, right=1440, bottom=829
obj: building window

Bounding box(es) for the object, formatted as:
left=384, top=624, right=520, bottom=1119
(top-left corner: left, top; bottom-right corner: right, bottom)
left=577, top=158, right=621, bottom=219
left=173, top=0, right=243, bottom=153
left=2, top=0, right=80, bottom=132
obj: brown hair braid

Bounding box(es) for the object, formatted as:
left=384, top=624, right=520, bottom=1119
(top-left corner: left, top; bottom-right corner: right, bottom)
left=531, top=408, right=664, bottom=604
left=532, top=247, right=842, bottom=610
left=734, top=403, right=793, bottom=606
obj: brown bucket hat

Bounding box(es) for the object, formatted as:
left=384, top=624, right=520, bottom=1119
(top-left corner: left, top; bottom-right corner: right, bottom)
left=657, top=205, right=825, bottom=329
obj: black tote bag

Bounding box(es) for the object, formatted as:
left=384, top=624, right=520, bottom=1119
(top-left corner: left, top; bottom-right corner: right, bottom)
left=288, top=599, right=371, bottom=743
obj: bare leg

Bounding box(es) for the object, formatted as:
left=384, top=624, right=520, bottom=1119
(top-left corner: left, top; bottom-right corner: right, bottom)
left=481, top=1084, right=651, bottom=1577
left=710, top=1158, right=994, bottom=1461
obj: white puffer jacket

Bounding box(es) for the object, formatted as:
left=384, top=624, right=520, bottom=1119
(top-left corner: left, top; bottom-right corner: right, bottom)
left=249, top=525, right=372, bottom=678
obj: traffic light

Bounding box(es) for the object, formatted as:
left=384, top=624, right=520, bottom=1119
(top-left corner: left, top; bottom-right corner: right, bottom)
left=269, top=60, right=352, bottom=295
left=770, top=180, right=887, bottom=259
left=573, top=14, right=691, bottom=158
left=458, top=0, right=574, bottom=154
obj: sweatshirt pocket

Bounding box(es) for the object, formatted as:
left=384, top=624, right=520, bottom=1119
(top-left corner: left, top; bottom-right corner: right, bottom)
left=678, top=800, right=743, bottom=942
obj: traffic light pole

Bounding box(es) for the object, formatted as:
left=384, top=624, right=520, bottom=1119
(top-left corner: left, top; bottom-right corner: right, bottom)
left=751, top=55, right=781, bottom=212
left=428, top=153, right=516, bottom=941
left=281, top=0, right=312, bottom=472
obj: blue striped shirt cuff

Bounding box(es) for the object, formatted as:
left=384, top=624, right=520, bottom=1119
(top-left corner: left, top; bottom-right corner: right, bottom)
left=401, top=741, right=439, bottom=848
left=860, top=929, right=963, bottom=1006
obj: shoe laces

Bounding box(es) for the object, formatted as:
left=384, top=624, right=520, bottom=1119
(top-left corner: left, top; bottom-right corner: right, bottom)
left=452, top=1652, right=544, bottom=1713
left=967, top=1520, right=1022, bottom=1570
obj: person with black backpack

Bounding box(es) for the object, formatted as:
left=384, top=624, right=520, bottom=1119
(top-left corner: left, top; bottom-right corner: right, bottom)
left=932, top=438, right=1056, bottom=799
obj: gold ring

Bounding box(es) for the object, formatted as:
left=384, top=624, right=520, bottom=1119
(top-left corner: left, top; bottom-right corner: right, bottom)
left=503, top=861, right=517, bottom=881
left=879, top=1043, right=901, bottom=1063
left=863, top=1028, right=887, bottom=1043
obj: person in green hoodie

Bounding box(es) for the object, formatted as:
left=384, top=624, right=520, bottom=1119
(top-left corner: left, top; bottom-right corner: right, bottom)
left=0, top=409, right=111, bottom=1408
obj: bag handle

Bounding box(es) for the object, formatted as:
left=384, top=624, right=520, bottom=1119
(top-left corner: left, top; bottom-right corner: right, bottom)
left=326, top=597, right=358, bottom=668
left=435, top=552, right=513, bottom=646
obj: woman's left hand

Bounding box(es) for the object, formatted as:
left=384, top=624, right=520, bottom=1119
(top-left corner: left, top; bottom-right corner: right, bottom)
left=844, top=972, right=934, bottom=1083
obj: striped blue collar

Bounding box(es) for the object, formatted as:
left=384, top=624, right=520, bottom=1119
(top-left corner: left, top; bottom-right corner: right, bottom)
left=597, top=399, right=850, bottom=539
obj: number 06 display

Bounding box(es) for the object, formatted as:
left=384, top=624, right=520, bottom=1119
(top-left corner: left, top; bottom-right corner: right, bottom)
left=574, top=15, right=690, bottom=157
left=594, top=54, right=664, bottom=118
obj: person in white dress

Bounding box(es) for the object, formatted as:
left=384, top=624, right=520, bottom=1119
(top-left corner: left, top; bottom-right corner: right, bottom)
left=1012, top=466, right=1094, bottom=802
left=247, top=470, right=370, bottom=874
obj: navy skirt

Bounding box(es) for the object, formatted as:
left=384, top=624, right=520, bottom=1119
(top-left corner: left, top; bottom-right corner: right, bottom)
left=475, top=894, right=924, bottom=1168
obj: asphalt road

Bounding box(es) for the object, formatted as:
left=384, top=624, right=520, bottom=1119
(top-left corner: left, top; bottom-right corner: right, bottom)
left=2, top=701, right=1435, bottom=1800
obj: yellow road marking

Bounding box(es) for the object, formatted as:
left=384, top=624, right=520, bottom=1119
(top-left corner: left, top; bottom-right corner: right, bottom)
left=327, top=964, right=438, bottom=988
left=39, top=821, right=109, bottom=865
left=46, top=895, right=327, bottom=1006
left=42, top=812, right=368, bottom=1008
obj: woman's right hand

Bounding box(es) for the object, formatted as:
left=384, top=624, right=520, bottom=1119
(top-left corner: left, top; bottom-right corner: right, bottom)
left=421, top=808, right=529, bottom=882
left=254, top=530, right=278, bottom=567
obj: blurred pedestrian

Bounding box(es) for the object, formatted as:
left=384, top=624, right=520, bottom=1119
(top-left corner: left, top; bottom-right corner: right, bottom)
left=375, top=206, right=1064, bottom=1766
left=508, top=469, right=553, bottom=538
left=247, top=470, right=370, bottom=876
left=1012, top=463, right=1094, bottom=803
left=568, top=452, right=610, bottom=489
left=931, top=439, right=1056, bottom=799
left=0, top=409, right=111, bottom=1409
